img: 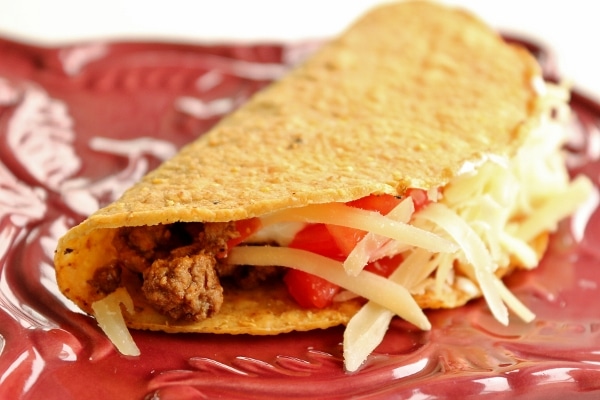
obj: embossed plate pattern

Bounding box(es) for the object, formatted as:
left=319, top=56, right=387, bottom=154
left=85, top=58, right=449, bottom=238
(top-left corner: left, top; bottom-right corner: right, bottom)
left=1, top=36, right=599, bottom=399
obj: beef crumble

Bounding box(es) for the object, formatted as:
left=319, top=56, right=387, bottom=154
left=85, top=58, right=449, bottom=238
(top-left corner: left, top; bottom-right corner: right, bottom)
left=217, top=262, right=284, bottom=289
left=112, top=223, right=202, bottom=273
left=90, top=222, right=281, bottom=322
left=142, top=250, right=223, bottom=321
left=89, top=262, right=122, bottom=294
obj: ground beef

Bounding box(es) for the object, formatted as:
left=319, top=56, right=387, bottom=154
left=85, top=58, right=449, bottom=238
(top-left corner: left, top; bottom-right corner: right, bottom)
left=217, top=263, right=283, bottom=289
left=113, top=224, right=174, bottom=273
left=88, top=262, right=122, bottom=294
left=90, top=221, right=279, bottom=322
left=112, top=223, right=209, bottom=273
left=215, top=241, right=283, bottom=288
left=141, top=251, right=223, bottom=321
left=90, top=222, right=237, bottom=321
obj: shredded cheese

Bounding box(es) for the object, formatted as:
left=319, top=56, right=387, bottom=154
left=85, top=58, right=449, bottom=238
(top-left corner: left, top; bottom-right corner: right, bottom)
left=266, top=82, right=590, bottom=372
left=259, top=202, right=458, bottom=255
left=91, top=287, right=140, bottom=356
left=227, top=246, right=431, bottom=330
left=343, top=197, right=415, bottom=276
left=343, top=248, right=437, bottom=371
left=343, top=302, right=395, bottom=372
left=388, top=248, right=441, bottom=290
left=515, top=176, right=593, bottom=242
left=415, top=202, right=510, bottom=325
left=493, top=278, right=536, bottom=323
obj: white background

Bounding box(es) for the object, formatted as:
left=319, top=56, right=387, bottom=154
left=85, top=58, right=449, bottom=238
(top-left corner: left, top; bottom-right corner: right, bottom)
left=0, top=0, right=597, bottom=100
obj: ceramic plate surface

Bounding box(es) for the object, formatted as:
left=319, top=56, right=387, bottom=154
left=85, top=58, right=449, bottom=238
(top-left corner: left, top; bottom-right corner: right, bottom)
left=1, top=36, right=599, bottom=399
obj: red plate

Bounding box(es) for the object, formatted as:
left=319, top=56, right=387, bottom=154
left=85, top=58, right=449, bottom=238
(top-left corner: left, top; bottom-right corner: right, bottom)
left=1, top=36, right=599, bottom=399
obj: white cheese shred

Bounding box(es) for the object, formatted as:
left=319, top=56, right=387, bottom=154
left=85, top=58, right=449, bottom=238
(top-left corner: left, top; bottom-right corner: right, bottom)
left=343, top=248, right=434, bottom=372
left=227, top=246, right=431, bottom=331
left=415, top=203, right=510, bottom=326
left=343, top=302, right=395, bottom=372
left=515, top=175, right=594, bottom=242
left=91, top=287, right=141, bottom=357
left=493, top=277, right=536, bottom=323
left=343, top=197, right=415, bottom=276
left=260, top=202, right=458, bottom=255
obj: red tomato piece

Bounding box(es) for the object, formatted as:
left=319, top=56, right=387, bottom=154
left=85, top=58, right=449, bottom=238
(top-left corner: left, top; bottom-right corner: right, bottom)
left=364, top=253, right=404, bottom=277
left=325, top=224, right=366, bottom=257
left=226, top=218, right=262, bottom=250
left=282, top=192, right=428, bottom=310
left=346, top=193, right=403, bottom=215
left=326, top=194, right=403, bottom=256
left=283, top=269, right=340, bottom=309
left=288, top=223, right=346, bottom=261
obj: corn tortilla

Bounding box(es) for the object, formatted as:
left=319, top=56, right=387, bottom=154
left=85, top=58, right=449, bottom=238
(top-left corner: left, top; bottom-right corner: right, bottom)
left=55, top=1, right=545, bottom=334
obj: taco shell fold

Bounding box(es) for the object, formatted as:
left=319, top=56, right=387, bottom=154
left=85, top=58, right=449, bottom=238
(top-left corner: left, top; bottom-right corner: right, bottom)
left=55, top=1, right=589, bottom=341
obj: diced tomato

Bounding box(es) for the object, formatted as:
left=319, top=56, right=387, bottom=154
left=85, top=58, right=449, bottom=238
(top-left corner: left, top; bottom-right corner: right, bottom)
left=282, top=191, right=429, bottom=310
left=346, top=193, right=403, bottom=214
left=325, top=224, right=366, bottom=257
left=348, top=190, right=433, bottom=214
left=288, top=223, right=346, bottom=261
left=226, top=218, right=262, bottom=250
left=321, top=194, right=402, bottom=257
left=364, top=253, right=404, bottom=277
left=283, top=269, right=340, bottom=309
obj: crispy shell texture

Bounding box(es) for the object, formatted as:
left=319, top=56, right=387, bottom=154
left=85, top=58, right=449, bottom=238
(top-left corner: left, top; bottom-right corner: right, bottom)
left=55, top=1, right=544, bottom=333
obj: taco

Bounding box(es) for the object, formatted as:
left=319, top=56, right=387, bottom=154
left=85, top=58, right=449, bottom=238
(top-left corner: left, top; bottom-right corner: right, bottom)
left=54, top=1, right=592, bottom=371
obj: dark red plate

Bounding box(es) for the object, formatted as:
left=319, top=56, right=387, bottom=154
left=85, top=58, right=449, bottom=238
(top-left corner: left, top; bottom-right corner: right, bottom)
left=1, top=36, right=599, bottom=400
